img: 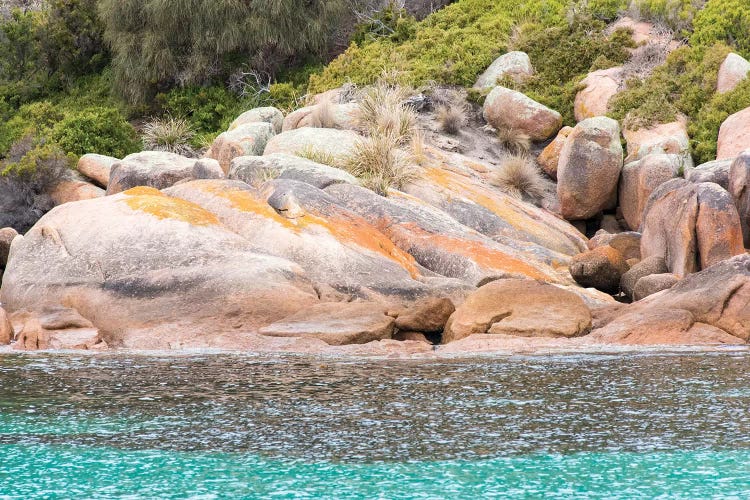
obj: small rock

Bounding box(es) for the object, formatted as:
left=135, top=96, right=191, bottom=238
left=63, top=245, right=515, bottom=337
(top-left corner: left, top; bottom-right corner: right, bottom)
left=574, top=66, right=623, bottom=121
left=569, top=246, right=630, bottom=294
left=206, top=122, right=276, bottom=174
left=537, top=126, right=572, bottom=180
left=474, top=51, right=534, bottom=89
left=392, top=331, right=431, bottom=344
left=633, top=273, right=679, bottom=300
left=229, top=107, right=284, bottom=134
left=394, top=297, right=455, bottom=333
left=718, top=107, right=750, bottom=160
left=623, top=118, right=692, bottom=168
left=107, top=151, right=224, bottom=195
left=620, top=255, right=669, bottom=299
left=0, top=227, right=18, bottom=268
left=482, top=86, right=562, bottom=141
left=50, top=180, right=104, bottom=205
left=717, top=53, right=750, bottom=94
left=77, top=154, right=118, bottom=188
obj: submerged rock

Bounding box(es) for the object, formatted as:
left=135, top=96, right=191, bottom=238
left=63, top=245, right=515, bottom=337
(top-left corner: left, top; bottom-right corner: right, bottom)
left=443, top=279, right=592, bottom=343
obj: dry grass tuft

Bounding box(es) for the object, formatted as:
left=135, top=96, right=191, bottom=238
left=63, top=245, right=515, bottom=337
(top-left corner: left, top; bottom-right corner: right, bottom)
left=355, top=82, right=416, bottom=143
left=309, top=99, right=337, bottom=128
left=496, top=127, right=531, bottom=155
left=295, top=145, right=339, bottom=167
left=410, top=127, right=427, bottom=165
left=490, top=154, right=546, bottom=202
left=142, top=116, right=195, bottom=156
left=437, top=105, right=467, bottom=135
left=342, top=132, right=419, bottom=195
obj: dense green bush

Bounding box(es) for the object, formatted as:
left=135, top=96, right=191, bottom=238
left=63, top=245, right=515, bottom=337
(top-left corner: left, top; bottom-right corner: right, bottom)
left=691, top=0, right=750, bottom=58
left=157, top=86, right=241, bottom=135
left=511, top=18, right=634, bottom=125
left=689, top=79, right=750, bottom=163
left=99, top=0, right=349, bottom=104
left=50, top=106, right=141, bottom=158
left=309, top=0, right=569, bottom=94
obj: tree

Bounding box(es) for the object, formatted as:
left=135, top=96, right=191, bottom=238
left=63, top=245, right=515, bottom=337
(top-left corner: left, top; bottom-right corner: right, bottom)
left=98, top=0, right=348, bottom=104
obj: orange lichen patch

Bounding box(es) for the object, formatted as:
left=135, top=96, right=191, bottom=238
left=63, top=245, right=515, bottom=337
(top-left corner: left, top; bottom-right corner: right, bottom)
left=122, top=193, right=220, bottom=226
left=198, top=182, right=421, bottom=277
left=123, top=186, right=164, bottom=197
left=396, top=222, right=556, bottom=282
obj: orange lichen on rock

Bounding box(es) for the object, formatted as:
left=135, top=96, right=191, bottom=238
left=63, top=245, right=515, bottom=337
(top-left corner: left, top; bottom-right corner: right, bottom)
left=199, top=183, right=420, bottom=277
left=122, top=191, right=220, bottom=227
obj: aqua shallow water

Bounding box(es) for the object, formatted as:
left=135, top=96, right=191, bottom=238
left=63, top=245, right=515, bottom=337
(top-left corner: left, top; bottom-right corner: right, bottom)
left=1, top=352, right=750, bottom=498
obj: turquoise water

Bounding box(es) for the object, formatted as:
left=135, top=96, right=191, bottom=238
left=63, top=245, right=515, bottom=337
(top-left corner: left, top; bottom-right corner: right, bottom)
left=1, top=352, right=750, bottom=498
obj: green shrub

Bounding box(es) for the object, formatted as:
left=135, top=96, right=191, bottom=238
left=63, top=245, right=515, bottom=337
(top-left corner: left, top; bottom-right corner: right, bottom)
left=609, top=44, right=732, bottom=130
left=49, top=106, right=141, bottom=158
left=157, top=86, right=241, bottom=135
left=0, top=101, right=65, bottom=155
left=511, top=19, right=634, bottom=125
left=308, top=0, right=569, bottom=94
left=689, top=79, right=750, bottom=164
left=351, top=3, right=417, bottom=47
left=691, top=0, right=750, bottom=58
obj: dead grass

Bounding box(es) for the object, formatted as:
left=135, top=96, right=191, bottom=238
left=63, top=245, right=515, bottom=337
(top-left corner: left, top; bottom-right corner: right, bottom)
left=309, top=99, right=337, bottom=128
left=355, top=82, right=416, bottom=143
left=490, top=154, right=546, bottom=202
left=495, top=127, right=531, bottom=155
left=142, top=116, right=196, bottom=156
left=342, top=132, right=419, bottom=195
left=411, top=127, right=427, bottom=165
left=437, top=105, right=467, bottom=135
left=295, top=145, right=340, bottom=167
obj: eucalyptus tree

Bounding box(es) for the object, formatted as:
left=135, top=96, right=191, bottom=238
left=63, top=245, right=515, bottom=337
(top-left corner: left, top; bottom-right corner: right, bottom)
left=98, top=0, right=347, bottom=103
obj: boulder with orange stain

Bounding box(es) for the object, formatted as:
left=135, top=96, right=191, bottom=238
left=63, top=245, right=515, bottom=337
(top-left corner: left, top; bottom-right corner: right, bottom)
left=164, top=179, right=438, bottom=301
left=718, top=107, right=750, bottom=160
left=206, top=122, right=276, bottom=174
left=574, top=67, right=623, bottom=121
left=537, top=126, right=573, bottom=179
left=641, top=179, right=745, bottom=277
left=50, top=179, right=104, bottom=206
left=0, top=187, right=320, bottom=349
left=569, top=245, right=630, bottom=294
left=482, top=86, right=562, bottom=141
left=324, top=182, right=568, bottom=286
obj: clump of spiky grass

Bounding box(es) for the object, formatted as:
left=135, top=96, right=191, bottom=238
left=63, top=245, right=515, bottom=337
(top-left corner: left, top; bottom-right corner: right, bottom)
left=490, top=154, right=545, bottom=202
left=437, top=105, right=467, bottom=135
left=355, top=82, right=416, bottom=143
left=309, top=99, right=337, bottom=128
left=411, top=127, right=427, bottom=166
left=342, top=132, right=419, bottom=195
left=496, top=127, right=531, bottom=155
left=142, top=116, right=195, bottom=156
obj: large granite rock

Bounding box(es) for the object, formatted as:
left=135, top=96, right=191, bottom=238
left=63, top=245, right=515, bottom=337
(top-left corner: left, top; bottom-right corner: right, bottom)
left=0, top=307, right=12, bottom=345
left=229, top=106, right=284, bottom=134
left=619, top=154, right=682, bottom=230
left=590, top=254, right=750, bottom=344
left=0, top=187, right=320, bottom=349
left=557, top=117, right=623, bottom=220
left=259, top=302, right=395, bottom=345
left=620, top=255, right=668, bottom=300
left=482, top=87, right=562, bottom=141
left=717, top=53, right=750, bottom=94
left=729, top=150, right=750, bottom=246
left=640, top=179, right=745, bottom=276
left=393, top=297, right=455, bottom=333
left=206, top=122, right=276, bottom=174
left=0, top=227, right=18, bottom=268
left=107, top=152, right=224, bottom=195
left=718, top=107, right=750, bottom=160
left=263, top=127, right=360, bottom=159
left=228, top=153, right=358, bottom=189
left=282, top=102, right=359, bottom=131
left=474, top=51, right=534, bottom=89
left=443, top=279, right=592, bottom=343
left=50, top=180, right=104, bottom=205
left=633, top=272, right=679, bottom=301
left=574, top=67, right=623, bottom=121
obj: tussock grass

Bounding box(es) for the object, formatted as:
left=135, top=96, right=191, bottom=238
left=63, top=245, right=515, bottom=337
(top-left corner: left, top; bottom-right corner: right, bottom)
left=142, top=116, right=195, bottom=156
left=490, top=154, right=546, bottom=202
left=437, top=105, right=467, bottom=135
left=342, top=132, right=419, bottom=195
left=496, top=127, right=531, bottom=155
left=309, top=99, right=337, bottom=128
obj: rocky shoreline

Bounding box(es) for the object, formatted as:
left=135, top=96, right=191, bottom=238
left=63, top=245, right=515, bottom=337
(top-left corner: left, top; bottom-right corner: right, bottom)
left=1, top=20, right=750, bottom=355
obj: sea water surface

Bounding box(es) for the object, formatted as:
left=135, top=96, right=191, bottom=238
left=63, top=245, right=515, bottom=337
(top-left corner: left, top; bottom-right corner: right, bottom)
left=1, top=351, right=750, bottom=498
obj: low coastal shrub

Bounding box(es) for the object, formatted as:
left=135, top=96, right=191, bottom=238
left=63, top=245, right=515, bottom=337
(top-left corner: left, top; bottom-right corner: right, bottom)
left=689, top=79, right=750, bottom=163
left=49, top=106, right=141, bottom=158
left=691, top=0, right=750, bottom=58
left=308, top=0, right=569, bottom=94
